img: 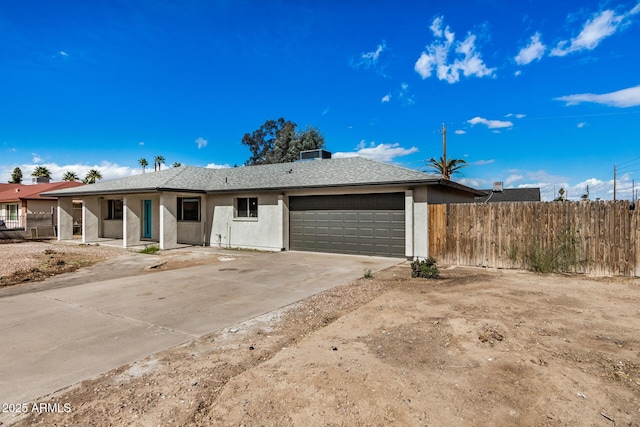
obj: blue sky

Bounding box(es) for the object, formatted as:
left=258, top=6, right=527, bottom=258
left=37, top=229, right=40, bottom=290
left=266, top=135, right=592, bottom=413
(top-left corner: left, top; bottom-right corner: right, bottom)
left=1, top=0, right=639, bottom=201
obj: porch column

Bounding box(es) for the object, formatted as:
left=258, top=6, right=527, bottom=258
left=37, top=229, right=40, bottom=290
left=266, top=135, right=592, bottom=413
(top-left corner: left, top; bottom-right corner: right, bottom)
left=82, top=197, right=100, bottom=243
left=405, top=190, right=414, bottom=258
left=159, top=192, right=178, bottom=250
left=279, top=195, right=289, bottom=251
left=123, top=195, right=141, bottom=248
left=413, top=187, right=429, bottom=259
left=57, top=197, right=74, bottom=241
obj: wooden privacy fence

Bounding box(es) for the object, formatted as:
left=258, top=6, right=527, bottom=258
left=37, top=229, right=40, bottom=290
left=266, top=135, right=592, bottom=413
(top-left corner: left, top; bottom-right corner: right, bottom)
left=428, top=201, right=640, bottom=277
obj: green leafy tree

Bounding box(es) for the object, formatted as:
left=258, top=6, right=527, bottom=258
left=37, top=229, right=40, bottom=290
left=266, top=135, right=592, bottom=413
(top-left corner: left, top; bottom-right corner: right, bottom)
left=139, top=158, right=149, bottom=173
left=425, top=156, right=467, bottom=180
left=172, top=162, right=181, bottom=168
left=9, top=167, right=23, bottom=184
left=242, top=118, right=325, bottom=165
left=83, top=169, right=103, bottom=184
left=154, top=155, right=165, bottom=171
left=31, top=165, right=52, bottom=179
left=62, top=171, right=79, bottom=181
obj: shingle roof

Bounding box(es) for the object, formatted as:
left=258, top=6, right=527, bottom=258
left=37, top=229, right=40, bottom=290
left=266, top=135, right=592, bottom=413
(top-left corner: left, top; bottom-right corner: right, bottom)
left=42, top=157, right=481, bottom=197
left=475, top=188, right=541, bottom=203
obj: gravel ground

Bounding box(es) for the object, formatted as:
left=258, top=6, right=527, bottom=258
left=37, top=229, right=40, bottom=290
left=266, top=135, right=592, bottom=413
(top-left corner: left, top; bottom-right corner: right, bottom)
left=0, top=240, right=128, bottom=278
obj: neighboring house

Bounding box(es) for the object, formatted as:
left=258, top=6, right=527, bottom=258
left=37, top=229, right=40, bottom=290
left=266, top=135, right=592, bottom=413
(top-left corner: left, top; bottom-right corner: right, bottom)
left=475, top=183, right=540, bottom=203
left=0, top=182, right=84, bottom=230
left=43, top=155, right=484, bottom=258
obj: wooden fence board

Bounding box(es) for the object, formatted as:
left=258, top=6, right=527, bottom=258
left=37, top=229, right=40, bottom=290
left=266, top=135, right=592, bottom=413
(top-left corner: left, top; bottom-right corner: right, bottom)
left=427, top=201, right=639, bottom=277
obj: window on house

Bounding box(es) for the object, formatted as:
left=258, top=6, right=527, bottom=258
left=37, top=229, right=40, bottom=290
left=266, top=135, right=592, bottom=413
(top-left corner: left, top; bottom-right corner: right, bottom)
left=177, top=197, right=200, bottom=221
left=7, top=204, right=19, bottom=220
left=107, top=200, right=123, bottom=220
left=236, top=197, right=258, bottom=218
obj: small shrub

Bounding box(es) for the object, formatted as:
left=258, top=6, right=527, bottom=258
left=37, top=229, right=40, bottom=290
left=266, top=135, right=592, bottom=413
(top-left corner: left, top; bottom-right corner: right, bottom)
left=411, top=256, right=440, bottom=279
left=363, top=268, right=373, bottom=279
left=525, top=226, right=584, bottom=274
left=139, top=245, right=160, bottom=254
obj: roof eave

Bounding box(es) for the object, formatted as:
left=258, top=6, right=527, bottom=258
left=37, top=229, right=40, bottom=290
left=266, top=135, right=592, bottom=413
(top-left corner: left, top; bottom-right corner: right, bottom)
left=205, top=179, right=440, bottom=193
left=435, top=179, right=488, bottom=196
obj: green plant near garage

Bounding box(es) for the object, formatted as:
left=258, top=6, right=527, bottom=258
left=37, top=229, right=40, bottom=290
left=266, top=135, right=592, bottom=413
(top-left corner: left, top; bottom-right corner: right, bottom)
left=411, top=257, right=440, bottom=279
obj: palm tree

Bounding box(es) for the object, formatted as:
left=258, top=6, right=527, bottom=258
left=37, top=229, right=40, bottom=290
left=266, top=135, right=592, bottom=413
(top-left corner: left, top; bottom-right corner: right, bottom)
left=62, top=171, right=79, bottom=181
left=172, top=162, right=181, bottom=168
left=31, top=166, right=52, bottom=179
left=138, top=158, right=149, bottom=173
left=154, top=155, right=165, bottom=171
left=426, top=156, right=467, bottom=180
left=83, top=169, right=103, bottom=184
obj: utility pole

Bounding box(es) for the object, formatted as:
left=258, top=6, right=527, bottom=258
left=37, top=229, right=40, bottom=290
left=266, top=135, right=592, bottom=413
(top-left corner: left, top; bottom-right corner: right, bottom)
left=613, top=164, right=617, bottom=202
left=441, top=123, right=448, bottom=180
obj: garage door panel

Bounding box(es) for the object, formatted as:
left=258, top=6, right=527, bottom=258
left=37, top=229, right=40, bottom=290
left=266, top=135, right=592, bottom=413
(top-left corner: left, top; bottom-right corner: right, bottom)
left=316, top=212, right=330, bottom=222
left=290, top=193, right=405, bottom=258
left=375, top=228, right=390, bottom=239
left=359, top=212, right=374, bottom=222
left=316, top=227, right=329, bottom=236
left=344, top=227, right=358, bottom=237
left=392, top=212, right=405, bottom=222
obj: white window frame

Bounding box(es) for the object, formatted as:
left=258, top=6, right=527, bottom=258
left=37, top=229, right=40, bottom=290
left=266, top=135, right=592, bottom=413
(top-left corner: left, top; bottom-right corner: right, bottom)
left=235, top=197, right=258, bottom=218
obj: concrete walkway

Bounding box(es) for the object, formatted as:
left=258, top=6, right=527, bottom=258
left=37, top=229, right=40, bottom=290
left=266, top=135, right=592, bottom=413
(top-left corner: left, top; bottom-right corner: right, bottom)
left=0, top=251, right=402, bottom=407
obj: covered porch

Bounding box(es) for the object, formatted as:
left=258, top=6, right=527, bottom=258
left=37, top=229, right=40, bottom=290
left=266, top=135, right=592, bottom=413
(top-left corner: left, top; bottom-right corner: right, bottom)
left=56, top=191, right=207, bottom=250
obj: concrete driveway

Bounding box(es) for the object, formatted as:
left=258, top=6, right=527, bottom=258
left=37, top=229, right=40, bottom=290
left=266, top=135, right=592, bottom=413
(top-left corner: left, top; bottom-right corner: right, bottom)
left=0, top=250, right=402, bottom=407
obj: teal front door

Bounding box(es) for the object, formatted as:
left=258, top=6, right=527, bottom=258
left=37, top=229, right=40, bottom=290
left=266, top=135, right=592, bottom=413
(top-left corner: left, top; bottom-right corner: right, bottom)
left=143, top=200, right=152, bottom=239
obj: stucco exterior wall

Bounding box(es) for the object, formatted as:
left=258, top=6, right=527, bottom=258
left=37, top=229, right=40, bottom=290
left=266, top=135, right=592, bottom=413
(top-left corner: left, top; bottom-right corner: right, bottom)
left=83, top=197, right=100, bottom=243
left=209, top=192, right=283, bottom=251
left=103, top=220, right=123, bottom=238
left=26, top=200, right=55, bottom=214
left=57, top=197, right=74, bottom=241
left=412, top=186, right=429, bottom=259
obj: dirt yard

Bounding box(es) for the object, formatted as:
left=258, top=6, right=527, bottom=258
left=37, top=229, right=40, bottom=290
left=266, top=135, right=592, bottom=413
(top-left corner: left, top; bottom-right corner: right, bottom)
left=2, top=243, right=640, bottom=427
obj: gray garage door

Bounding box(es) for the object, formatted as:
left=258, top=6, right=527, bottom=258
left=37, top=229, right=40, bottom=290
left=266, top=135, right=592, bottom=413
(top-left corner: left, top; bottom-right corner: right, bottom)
left=289, top=193, right=405, bottom=257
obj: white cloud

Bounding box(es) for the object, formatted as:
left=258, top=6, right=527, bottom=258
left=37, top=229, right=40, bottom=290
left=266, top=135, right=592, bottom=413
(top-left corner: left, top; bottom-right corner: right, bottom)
left=505, top=113, right=526, bottom=119
left=550, top=5, right=639, bottom=57
left=59, top=51, right=68, bottom=57
left=577, top=122, right=587, bottom=128
left=414, top=16, right=495, bottom=83
left=493, top=169, right=636, bottom=201
left=139, top=141, right=145, bottom=146
left=4, top=161, right=139, bottom=183
left=322, top=107, right=330, bottom=115
left=333, top=140, right=419, bottom=163
left=195, top=137, right=208, bottom=149
left=505, top=174, right=524, bottom=186
left=381, top=94, right=391, bottom=103
left=467, top=116, right=514, bottom=129
left=472, top=159, right=495, bottom=166
left=32, top=153, right=42, bottom=163
left=515, top=32, right=546, bottom=65
left=399, top=83, right=415, bottom=105
left=205, top=163, right=231, bottom=169
left=353, top=41, right=387, bottom=73
left=455, top=130, right=466, bottom=135
left=514, top=70, right=522, bottom=77
left=555, top=84, right=640, bottom=108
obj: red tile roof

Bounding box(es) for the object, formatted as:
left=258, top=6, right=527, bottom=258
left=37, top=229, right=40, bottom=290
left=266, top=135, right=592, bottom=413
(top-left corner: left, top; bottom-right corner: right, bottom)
left=0, top=182, right=84, bottom=202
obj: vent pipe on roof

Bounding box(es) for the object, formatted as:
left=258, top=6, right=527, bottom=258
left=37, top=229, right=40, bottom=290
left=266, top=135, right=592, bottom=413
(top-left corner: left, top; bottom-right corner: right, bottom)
left=492, top=181, right=504, bottom=192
